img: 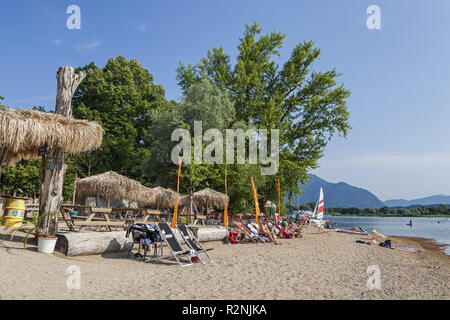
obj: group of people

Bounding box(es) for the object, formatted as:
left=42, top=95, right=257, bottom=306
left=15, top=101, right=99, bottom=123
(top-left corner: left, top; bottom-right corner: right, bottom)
left=230, top=216, right=305, bottom=245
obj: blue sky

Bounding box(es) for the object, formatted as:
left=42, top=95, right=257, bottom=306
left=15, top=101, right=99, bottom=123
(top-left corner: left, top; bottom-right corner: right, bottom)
left=1, top=0, right=450, bottom=200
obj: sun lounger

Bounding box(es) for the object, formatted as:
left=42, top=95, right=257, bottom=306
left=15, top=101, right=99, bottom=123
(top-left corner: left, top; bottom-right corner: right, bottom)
left=246, top=223, right=268, bottom=242
left=176, top=224, right=213, bottom=263
left=371, top=229, right=387, bottom=242
left=275, top=225, right=293, bottom=238
left=156, top=222, right=197, bottom=267
left=233, top=220, right=258, bottom=243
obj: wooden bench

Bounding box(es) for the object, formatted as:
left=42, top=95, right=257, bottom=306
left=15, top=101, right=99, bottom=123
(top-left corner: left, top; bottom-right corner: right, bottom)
left=193, top=215, right=207, bottom=226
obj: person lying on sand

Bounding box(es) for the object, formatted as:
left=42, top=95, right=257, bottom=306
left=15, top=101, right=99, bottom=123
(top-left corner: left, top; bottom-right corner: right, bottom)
left=258, top=219, right=280, bottom=245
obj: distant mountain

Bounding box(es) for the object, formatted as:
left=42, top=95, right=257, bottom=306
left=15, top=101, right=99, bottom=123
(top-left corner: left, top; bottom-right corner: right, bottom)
left=289, top=174, right=385, bottom=209
left=384, top=195, right=450, bottom=207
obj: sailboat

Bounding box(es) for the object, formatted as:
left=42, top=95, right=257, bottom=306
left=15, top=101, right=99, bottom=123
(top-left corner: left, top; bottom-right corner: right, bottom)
left=310, top=187, right=327, bottom=228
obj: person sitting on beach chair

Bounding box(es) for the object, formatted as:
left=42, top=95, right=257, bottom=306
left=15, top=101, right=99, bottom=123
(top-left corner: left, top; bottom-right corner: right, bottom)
left=258, top=219, right=280, bottom=245
left=275, top=223, right=294, bottom=239
left=247, top=223, right=268, bottom=243
left=233, top=220, right=259, bottom=243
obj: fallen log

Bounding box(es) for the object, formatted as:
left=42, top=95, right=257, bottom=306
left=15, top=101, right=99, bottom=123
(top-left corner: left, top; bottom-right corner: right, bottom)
left=55, top=226, right=228, bottom=256
left=55, top=231, right=132, bottom=256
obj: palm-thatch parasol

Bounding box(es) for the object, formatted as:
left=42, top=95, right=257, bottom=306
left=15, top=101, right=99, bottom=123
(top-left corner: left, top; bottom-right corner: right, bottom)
left=139, top=186, right=180, bottom=209
left=75, top=171, right=147, bottom=205
left=0, top=107, right=103, bottom=167
left=181, top=187, right=229, bottom=210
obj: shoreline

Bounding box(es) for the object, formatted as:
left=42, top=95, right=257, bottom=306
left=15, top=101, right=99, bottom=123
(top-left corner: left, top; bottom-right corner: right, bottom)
left=388, top=235, right=449, bottom=259
left=327, top=214, right=450, bottom=218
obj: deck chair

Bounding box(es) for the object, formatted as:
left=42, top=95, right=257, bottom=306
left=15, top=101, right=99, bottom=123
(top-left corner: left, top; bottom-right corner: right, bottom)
left=156, top=222, right=197, bottom=267
left=371, top=229, right=387, bottom=242
left=233, top=221, right=258, bottom=243
left=176, top=224, right=213, bottom=263
left=275, top=225, right=294, bottom=239
left=246, top=223, right=268, bottom=243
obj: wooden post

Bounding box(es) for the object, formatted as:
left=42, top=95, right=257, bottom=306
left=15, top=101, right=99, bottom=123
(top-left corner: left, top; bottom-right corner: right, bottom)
left=224, top=169, right=228, bottom=227
left=40, top=67, right=86, bottom=236
left=190, top=196, right=194, bottom=224
left=277, top=178, right=281, bottom=222
left=72, top=177, right=79, bottom=205
left=250, top=177, right=260, bottom=225
left=170, top=157, right=182, bottom=228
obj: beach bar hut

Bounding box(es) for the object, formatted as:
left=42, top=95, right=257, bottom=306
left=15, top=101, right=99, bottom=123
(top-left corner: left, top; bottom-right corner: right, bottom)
left=0, top=66, right=103, bottom=235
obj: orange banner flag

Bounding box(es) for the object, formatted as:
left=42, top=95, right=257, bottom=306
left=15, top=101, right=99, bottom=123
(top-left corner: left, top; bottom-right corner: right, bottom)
left=224, top=169, right=228, bottom=227
left=171, top=157, right=182, bottom=228
left=250, top=177, right=261, bottom=225
left=277, top=178, right=281, bottom=221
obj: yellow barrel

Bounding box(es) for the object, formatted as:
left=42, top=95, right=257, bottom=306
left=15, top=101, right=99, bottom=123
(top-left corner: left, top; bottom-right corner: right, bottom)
left=1, top=197, right=26, bottom=227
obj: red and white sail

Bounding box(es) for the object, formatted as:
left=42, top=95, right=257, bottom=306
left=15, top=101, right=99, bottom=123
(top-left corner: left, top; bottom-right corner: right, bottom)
left=316, top=188, right=324, bottom=220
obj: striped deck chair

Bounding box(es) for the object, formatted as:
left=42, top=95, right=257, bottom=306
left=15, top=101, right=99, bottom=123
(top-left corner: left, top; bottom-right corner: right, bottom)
left=155, top=223, right=197, bottom=267
left=233, top=220, right=258, bottom=243
left=176, top=224, right=213, bottom=263
left=247, top=223, right=268, bottom=243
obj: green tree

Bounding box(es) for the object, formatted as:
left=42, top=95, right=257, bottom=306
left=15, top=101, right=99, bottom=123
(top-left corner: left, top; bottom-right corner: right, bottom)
left=143, top=80, right=257, bottom=210
left=176, top=22, right=351, bottom=208
left=72, top=56, right=170, bottom=183
left=0, top=159, right=41, bottom=198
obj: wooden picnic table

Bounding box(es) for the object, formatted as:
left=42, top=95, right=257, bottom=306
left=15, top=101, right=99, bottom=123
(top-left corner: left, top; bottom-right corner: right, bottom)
left=60, top=205, right=167, bottom=232
left=60, top=205, right=125, bottom=232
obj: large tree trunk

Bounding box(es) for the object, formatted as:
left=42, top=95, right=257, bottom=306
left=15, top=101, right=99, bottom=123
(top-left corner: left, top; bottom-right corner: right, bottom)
left=40, top=67, right=86, bottom=236
left=55, top=228, right=228, bottom=256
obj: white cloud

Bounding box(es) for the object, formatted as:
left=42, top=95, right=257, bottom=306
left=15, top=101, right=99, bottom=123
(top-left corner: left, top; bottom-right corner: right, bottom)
left=73, top=39, right=102, bottom=53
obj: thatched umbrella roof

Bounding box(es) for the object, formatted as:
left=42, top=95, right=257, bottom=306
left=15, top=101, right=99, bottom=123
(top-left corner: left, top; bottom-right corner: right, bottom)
left=139, top=186, right=180, bottom=209
left=76, top=171, right=147, bottom=204
left=181, top=187, right=228, bottom=209
left=0, top=107, right=103, bottom=167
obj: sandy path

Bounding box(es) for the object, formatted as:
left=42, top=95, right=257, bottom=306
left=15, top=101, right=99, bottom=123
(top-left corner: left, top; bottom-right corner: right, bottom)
left=0, top=226, right=448, bottom=300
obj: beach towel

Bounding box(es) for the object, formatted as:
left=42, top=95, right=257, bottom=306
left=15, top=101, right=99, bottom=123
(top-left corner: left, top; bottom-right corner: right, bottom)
left=391, top=246, right=424, bottom=252
left=335, top=228, right=369, bottom=235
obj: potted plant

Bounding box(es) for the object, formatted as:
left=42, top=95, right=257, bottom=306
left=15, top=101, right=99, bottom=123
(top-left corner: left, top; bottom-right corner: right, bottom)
left=37, top=232, right=58, bottom=254
left=1, top=211, right=58, bottom=253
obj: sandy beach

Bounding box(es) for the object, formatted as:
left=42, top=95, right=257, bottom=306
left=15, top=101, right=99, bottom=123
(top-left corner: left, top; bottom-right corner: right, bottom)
left=0, top=225, right=448, bottom=300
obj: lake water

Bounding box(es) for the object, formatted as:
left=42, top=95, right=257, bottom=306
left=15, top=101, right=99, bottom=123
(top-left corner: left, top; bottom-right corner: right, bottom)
left=326, top=216, right=450, bottom=255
